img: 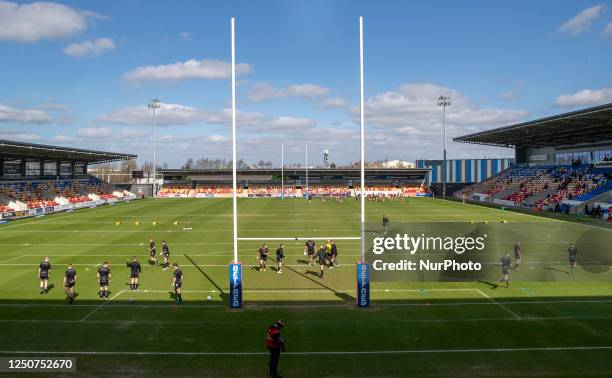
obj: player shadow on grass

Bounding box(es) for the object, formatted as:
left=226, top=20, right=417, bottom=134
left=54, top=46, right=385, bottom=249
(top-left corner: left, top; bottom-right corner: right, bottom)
left=544, top=266, right=569, bottom=275
left=477, top=280, right=500, bottom=289
left=288, top=266, right=354, bottom=303
left=184, top=254, right=227, bottom=302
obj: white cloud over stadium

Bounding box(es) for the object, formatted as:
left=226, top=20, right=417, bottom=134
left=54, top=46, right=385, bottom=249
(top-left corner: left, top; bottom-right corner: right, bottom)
left=555, top=87, right=612, bottom=107
left=123, top=59, right=253, bottom=83
left=63, top=38, right=116, bottom=57
left=248, top=82, right=330, bottom=102
left=557, top=4, right=605, bottom=36
left=0, top=0, right=106, bottom=42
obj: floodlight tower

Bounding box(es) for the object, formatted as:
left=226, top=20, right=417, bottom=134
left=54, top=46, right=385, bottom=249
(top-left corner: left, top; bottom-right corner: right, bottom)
left=437, top=95, right=451, bottom=198
left=148, top=98, right=161, bottom=198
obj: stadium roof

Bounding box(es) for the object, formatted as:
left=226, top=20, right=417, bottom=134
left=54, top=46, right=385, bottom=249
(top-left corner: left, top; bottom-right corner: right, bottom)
left=0, top=139, right=137, bottom=164
left=453, top=103, right=612, bottom=148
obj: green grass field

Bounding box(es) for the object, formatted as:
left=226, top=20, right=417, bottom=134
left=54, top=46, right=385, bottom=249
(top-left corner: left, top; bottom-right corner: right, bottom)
left=0, top=197, right=611, bottom=376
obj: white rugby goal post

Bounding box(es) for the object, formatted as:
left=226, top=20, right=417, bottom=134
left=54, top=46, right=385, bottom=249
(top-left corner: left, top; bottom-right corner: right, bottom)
left=228, top=17, right=369, bottom=308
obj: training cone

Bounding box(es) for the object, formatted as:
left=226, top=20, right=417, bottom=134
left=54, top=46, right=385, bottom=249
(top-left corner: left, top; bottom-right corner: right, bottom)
left=173, top=221, right=179, bottom=225
left=135, top=221, right=140, bottom=225
left=153, top=221, right=158, bottom=226
left=116, top=221, right=122, bottom=226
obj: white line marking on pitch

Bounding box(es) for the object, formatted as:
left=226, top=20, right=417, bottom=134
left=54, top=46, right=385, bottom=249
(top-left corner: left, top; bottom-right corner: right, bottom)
left=0, top=298, right=611, bottom=309
left=475, top=289, right=522, bottom=319
left=79, top=289, right=125, bottom=322
left=0, top=315, right=611, bottom=325
left=1, top=346, right=611, bottom=356
left=0, top=255, right=24, bottom=264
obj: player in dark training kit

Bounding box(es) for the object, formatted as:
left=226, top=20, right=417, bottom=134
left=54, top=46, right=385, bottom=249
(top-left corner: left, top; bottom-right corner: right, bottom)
left=161, top=240, right=170, bottom=270
left=498, top=253, right=511, bottom=288
left=258, top=244, right=269, bottom=272
left=329, top=240, right=338, bottom=268
left=568, top=243, right=578, bottom=275
left=172, top=263, right=183, bottom=304
left=63, top=263, right=77, bottom=304
left=276, top=244, right=285, bottom=274
left=127, top=256, right=141, bottom=291
left=382, top=214, right=390, bottom=235
left=304, top=240, right=316, bottom=266
left=97, top=262, right=111, bottom=300
left=148, top=238, right=158, bottom=265
left=317, top=245, right=328, bottom=278
left=38, top=256, right=51, bottom=294
left=514, top=240, right=522, bottom=270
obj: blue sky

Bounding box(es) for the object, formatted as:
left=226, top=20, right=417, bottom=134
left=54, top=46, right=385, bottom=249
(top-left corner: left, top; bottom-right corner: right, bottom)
left=1, top=0, right=611, bottom=166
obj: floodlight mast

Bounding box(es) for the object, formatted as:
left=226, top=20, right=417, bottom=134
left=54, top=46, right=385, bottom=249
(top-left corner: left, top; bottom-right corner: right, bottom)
left=281, top=144, right=284, bottom=199
left=148, top=98, right=160, bottom=198
left=359, top=16, right=366, bottom=262
left=437, top=96, right=451, bottom=198
left=231, top=18, right=238, bottom=263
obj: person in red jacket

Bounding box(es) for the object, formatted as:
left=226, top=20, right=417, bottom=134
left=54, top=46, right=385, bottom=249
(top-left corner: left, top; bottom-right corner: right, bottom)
left=266, top=319, right=286, bottom=377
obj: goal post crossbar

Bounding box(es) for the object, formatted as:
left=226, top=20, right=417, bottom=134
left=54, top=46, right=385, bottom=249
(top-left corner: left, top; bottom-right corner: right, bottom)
left=237, top=237, right=362, bottom=241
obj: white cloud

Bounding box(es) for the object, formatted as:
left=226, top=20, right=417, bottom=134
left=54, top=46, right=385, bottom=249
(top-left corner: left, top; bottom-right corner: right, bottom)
left=121, top=129, right=146, bottom=139
left=248, top=82, right=329, bottom=102
left=96, top=102, right=265, bottom=127
left=555, top=87, right=612, bottom=107
left=499, top=80, right=525, bottom=101
left=123, top=59, right=253, bottom=83
left=323, top=97, right=347, bottom=108
left=0, top=103, right=51, bottom=124
left=50, top=134, right=75, bottom=143
left=179, top=32, right=191, bottom=42
left=603, top=22, right=612, bottom=42
left=361, top=83, right=526, bottom=129
left=0, top=1, right=104, bottom=42
left=0, top=129, right=43, bottom=142
left=63, top=38, right=115, bottom=57
left=77, top=126, right=112, bottom=139
left=558, top=4, right=605, bottom=36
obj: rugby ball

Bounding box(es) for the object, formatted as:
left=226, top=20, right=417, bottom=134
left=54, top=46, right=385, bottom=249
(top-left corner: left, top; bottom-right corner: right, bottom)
left=206, top=296, right=212, bottom=301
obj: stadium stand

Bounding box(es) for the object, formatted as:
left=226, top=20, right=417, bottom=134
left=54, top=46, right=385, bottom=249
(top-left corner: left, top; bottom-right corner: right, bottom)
left=1, top=140, right=136, bottom=219
left=453, top=103, right=612, bottom=219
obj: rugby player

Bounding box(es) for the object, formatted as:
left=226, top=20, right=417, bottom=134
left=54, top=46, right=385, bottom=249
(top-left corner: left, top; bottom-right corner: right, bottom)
left=148, top=238, right=158, bottom=265
left=304, top=239, right=316, bottom=265
left=276, top=244, right=285, bottom=274
left=514, top=240, right=522, bottom=270
left=316, top=245, right=327, bottom=278
left=329, top=240, right=338, bottom=268
left=63, top=263, right=77, bottom=304
left=126, top=256, right=141, bottom=291
left=498, top=252, right=511, bottom=288
left=258, top=244, right=269, bottom=272
left=161, top=240, right=170, bottom=270
left=382, top=214, right=389, bottom=235
left=172, top=263, right=183, bottom=304
left=97, top=262, right=111, bottom=300
left=38, top=256, right=51, bottom=294
left=568, top=242, right=578, bottom=275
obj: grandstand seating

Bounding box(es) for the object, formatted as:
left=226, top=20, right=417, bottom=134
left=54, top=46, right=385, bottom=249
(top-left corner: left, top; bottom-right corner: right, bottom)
left=458, top=164, right=612, bottom=216
left=0, top=179, right=127, bottom=211
left=455, top=166, right=546, bottom=199
left=158, top=184, right=429, bottom=198
left=307, top=185, right=351, bottom=196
